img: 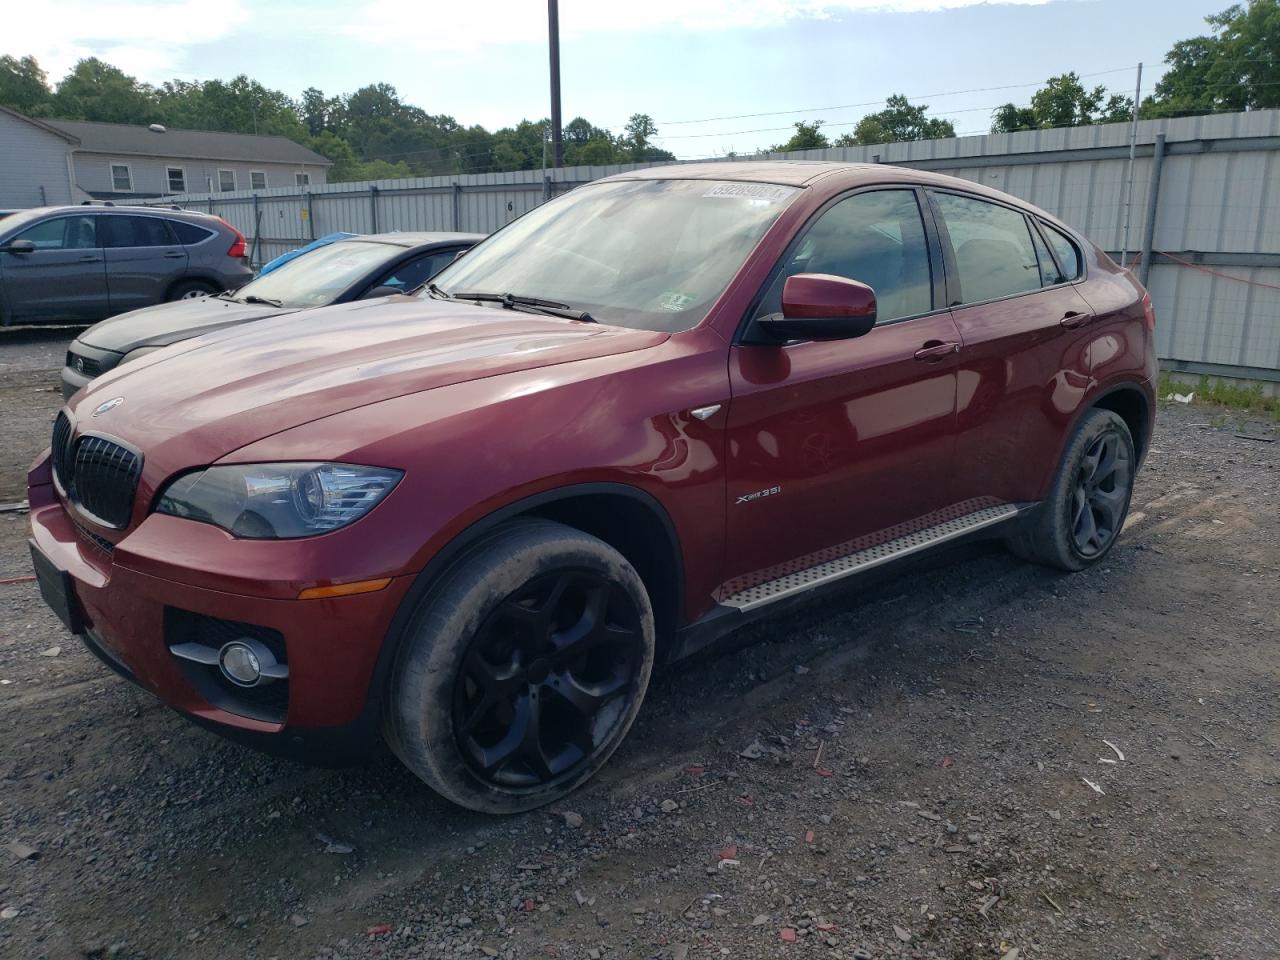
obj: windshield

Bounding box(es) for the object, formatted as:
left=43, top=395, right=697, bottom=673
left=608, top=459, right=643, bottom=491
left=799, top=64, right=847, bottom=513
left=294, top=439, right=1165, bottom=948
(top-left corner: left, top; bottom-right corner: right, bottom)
left=236, top=240, right=404, bottom=308
left=429, top=179, right=799, bottom=332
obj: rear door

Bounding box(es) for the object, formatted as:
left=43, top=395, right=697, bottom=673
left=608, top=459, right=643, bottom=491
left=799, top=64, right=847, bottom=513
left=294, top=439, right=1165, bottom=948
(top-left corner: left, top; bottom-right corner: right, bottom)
left=928, top=190, right=1096, bottom=506
left=101, top=214, right=189, bottom=312
left=722, top=187, right=962, bottom=594
left=1, top=214, right=108, bottom=322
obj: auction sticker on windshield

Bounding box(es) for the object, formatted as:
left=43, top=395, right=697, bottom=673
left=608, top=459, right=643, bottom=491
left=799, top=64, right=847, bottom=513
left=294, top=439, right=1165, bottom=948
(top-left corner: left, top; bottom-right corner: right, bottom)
left=702, top=183, right=796, bottom=204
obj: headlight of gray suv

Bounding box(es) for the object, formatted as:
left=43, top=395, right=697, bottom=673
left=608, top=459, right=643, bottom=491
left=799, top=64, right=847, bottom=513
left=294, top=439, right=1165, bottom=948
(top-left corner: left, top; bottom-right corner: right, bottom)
left=156, top=462, right=402, bottom=539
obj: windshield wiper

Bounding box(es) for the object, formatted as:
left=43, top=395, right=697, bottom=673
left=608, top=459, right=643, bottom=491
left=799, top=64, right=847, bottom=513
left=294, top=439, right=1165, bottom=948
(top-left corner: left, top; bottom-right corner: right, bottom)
left=451, top=290, right=596, bottom=323
left=424, top=282, right=452, bottom=300
left=238, top=295, right=284, bottom=307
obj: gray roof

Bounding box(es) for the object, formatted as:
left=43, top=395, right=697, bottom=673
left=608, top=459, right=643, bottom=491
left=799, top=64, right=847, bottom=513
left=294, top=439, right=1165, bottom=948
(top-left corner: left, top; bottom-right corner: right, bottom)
left=0, top=105, right=79, bottom=143
left=44, top=119, right=330, bottom=166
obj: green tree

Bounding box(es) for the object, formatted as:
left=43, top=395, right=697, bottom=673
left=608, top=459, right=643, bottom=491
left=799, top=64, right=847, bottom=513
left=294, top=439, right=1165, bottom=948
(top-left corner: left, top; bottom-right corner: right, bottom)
left=773, top=120, right=829, bottom=151
left=623, top=113, right=658, bottom=161
left=1145, top=0, right=1280, bottom=117
left=835, top=94, right=956, bottom=145
left=0, top=55, right=51, bottom=114
left=52, top=58, right=156, bottom=123
left=991, top=72, right=1133, bottom=132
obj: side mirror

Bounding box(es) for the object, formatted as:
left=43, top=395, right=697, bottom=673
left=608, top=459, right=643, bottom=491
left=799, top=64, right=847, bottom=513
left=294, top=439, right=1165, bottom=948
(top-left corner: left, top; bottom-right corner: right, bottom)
left=360, top=285, right=403, bottom=300
left=0, top=239, right=36, bottom=255
left=752, top=273, right=877, bottom=343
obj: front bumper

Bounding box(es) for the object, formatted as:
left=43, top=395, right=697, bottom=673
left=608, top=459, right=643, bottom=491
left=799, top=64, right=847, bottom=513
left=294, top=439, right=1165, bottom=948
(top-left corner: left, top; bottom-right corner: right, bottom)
left=27, top=461, right=413, bottom=761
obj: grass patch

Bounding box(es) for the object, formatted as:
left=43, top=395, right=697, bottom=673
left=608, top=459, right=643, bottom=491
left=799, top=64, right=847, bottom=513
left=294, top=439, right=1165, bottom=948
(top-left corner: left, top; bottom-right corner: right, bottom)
left=1158, top=371, right=1280, bottom=423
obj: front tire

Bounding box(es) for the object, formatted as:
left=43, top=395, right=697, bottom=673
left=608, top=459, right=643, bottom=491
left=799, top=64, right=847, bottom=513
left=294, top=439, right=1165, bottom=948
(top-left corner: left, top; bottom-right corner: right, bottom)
left=1009, top=408, right=1136, bottom=571
left=385, top=520, right=655, bottom=813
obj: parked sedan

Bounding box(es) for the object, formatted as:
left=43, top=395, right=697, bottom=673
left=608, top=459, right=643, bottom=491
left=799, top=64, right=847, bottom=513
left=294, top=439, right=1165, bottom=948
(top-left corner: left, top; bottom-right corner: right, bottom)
left=0, top=206, right=253, bottom=326
left=61, top=231, right=481, bottom=398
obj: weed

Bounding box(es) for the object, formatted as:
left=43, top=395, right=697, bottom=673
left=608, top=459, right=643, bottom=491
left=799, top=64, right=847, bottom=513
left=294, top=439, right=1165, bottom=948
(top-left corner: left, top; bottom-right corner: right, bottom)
left=1158, top=371, right=1280, bottom=423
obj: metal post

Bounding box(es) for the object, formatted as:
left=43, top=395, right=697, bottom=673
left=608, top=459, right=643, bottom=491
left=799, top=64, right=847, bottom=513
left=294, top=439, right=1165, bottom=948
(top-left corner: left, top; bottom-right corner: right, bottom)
left=543, top=175, right=552, bottom=202
left=451, top=182, right=461, bottom=230
left=1138, top=133, right=1167, bottom=287
left=1120, top=61, right=1143, bottom=268
left=207, top=195, right=214, bottom=214
left=548, top=0, right=563, bottom=168
left=251, top=194, right=261, bottom=268
left=369, top=185, right=379, bottom=233
left=305, top=192, right=315, bottom=241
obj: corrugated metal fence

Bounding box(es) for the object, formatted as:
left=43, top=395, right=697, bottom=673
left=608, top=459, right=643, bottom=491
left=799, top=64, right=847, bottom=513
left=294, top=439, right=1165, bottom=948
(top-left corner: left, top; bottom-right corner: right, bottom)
left=139, top=109, right=1280, bottom=379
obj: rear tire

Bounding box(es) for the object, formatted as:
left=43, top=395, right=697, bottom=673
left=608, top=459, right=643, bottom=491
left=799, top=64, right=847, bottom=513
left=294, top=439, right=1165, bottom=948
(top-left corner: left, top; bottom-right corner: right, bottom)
left=168, top=280, right=217, bottom=301
left=384, top=519, right=655, bottom=813
left=1009, top=408, right=1136, bottom=571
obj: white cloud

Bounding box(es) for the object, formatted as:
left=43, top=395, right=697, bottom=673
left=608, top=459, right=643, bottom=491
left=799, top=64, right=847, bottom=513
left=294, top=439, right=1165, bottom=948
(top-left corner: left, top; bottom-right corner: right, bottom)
left=343, top=0, right=1055, bottom=49
left=2, top=1, right=249, bottom=82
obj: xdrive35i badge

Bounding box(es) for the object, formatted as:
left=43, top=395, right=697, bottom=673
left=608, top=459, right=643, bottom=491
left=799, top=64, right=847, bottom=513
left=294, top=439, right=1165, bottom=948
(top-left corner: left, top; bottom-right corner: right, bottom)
left=92, top=397, right=124, bottom=417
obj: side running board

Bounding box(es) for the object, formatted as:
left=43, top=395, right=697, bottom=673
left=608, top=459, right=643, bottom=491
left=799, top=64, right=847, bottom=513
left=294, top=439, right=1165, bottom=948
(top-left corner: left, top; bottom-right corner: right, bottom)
left=721, top=503, right=1021, bottom=612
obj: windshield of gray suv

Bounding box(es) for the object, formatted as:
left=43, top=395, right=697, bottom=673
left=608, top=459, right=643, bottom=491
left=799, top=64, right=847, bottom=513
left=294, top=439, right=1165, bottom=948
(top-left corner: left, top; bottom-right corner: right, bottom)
left=428, top=178, right=799, bottom=332
left=233, top=239, right=405, bottom=308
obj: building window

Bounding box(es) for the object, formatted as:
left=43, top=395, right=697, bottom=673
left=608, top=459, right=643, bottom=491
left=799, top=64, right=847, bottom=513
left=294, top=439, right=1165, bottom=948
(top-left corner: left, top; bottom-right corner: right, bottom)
left=218, top=169, right=236, bottom=192
left=250, top=171, right=267, bottom=190
left=110, top=163, right=133, bottom=192
left=295, top=172, right=310, bottom=186
left=166, top=167, right=186, bottom=193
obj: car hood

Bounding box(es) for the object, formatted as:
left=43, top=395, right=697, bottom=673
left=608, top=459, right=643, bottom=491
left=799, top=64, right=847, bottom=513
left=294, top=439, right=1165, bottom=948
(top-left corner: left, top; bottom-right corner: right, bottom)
left=69, top=296, right=668, bottom=469
left=78, top=298, right=288, bottom=354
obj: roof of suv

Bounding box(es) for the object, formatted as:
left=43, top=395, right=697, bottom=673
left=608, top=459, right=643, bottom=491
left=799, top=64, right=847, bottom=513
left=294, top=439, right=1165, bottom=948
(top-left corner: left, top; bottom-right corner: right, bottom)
left=351, top=231, right=486, bottom=247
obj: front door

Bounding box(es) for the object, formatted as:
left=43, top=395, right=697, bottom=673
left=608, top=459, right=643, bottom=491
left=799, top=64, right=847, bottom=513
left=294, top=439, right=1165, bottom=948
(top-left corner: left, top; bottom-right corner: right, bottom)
left=722, top=187, right=962, bottom=596
left=101, top=214, right=189, bottom=312
left=1, top=214, right=107, bottom=322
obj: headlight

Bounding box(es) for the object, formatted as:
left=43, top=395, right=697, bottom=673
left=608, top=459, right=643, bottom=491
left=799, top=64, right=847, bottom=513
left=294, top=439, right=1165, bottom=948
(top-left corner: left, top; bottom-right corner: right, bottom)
left=155, top=462, right=402, bottom=539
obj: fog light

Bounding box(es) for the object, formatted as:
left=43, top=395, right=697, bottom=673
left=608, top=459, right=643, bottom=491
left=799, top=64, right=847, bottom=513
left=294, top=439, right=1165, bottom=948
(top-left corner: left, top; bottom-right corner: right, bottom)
left=219, top=641, right=263, bottom=687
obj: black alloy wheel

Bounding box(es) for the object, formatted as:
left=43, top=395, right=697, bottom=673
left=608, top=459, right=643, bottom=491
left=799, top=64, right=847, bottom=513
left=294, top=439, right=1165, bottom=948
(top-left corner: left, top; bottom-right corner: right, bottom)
left=453, top=569, right=645, bottom=789
left=1070, top=429, right=1133, bottom=558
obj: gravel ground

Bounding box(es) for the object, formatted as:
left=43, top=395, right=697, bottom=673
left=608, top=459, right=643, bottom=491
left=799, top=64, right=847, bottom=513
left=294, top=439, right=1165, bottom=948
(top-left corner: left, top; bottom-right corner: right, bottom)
left=1, top=329, right=1277, bottom=960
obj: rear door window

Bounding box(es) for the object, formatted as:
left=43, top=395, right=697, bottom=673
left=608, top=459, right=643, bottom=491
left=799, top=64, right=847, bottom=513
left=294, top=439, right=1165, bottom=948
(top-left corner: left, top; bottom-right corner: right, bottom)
left=374, top=249, right=462, bottom=292
left=754, top=188, right=933, bottom=324
left=101, top=216, right=177, bottom=248
left=1029, top=223, right=1060, bottom=287
left=14, top=215, right=98, bottom=250
left=933, top=192, right=1042, bottom=304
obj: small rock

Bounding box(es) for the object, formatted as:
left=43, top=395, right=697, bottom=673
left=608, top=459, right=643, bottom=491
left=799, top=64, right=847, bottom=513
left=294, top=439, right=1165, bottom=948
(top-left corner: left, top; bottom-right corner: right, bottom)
left=672, top=945, right=689, bottom=960
left=794, top=664, right=810, bottom=674
left=893, top=924, right=911, bottom=942
left=39, top=646, right=61, bottom=657
left=456, top=915, right=473, bottom=928
left=1, top=907, right=19, bottom=921
left=1001, top=950, right=1020, bottom=960
left=289, top=914, right=308, bottom=928
left=752, top=914, right=770, bottom=925
left=739, top=740, right=766, bottom=760
left=660, top=799, right=680, bottom=814
left=917, top=811, right=941, bottom=821
left=780, top=927, right=798, bottom=943
left=6, top=841, right=39, bottom=861
left=561, top=811, right=584, bottom=829
left=482, top=948, right=499, bottom=958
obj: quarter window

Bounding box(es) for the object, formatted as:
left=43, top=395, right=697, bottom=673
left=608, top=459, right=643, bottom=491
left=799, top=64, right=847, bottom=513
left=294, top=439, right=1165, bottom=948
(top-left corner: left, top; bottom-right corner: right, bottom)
left=14, top=216, right=97, bottom=250
left=168, top=220, right=214, bottom=245
left=1042, top=222, right=1083, bottom=281
left=933, top=192, right=1043, bottom=305
left=110, top=163, right=132, bottom=192
left=1029, top=223, right=1059, bottom=287
left=754, top=189, right=933, bottom=324
left=250, top=171, right=267, bottom=190
left=166, top=167, right=186, bottom=192
left=218, top=169, right=237, bottom=192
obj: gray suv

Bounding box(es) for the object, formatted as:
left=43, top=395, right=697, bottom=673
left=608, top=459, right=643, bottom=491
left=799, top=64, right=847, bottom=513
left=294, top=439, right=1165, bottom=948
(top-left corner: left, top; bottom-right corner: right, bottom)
left=0, top=206, right=253, bottom=325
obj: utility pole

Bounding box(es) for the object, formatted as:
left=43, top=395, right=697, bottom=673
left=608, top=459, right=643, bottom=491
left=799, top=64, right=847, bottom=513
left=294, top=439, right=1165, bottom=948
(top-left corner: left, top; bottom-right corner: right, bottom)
left=548, top=0, right=563, bottom=168
left=1120, top=61, right=1143, bottom=269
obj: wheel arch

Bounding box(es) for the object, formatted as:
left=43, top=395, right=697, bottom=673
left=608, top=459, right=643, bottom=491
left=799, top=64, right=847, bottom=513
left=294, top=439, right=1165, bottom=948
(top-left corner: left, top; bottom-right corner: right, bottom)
left=1088, top=381, right=1152, bottom=463
left=368, top=481, right=685, bottom=710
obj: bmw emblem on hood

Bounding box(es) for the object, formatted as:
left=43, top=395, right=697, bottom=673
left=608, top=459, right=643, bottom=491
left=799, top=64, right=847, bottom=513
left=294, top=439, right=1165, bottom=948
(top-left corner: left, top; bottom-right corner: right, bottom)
left=92, top=397, right=125, bottom=417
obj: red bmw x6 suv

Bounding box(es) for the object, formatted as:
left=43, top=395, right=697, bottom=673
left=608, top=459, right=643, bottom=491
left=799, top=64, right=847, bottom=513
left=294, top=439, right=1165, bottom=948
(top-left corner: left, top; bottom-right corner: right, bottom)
left=29, top=162, right=1156, bottom=812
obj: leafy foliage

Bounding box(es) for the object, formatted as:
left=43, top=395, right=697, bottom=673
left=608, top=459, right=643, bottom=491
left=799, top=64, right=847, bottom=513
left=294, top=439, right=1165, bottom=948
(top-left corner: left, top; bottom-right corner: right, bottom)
left=836, top=95, right=956, bottom=145
left=991, top=73, right=1133, bottom=133
left=0, top=55, right=673, bottom=183
left=772, top=120, right=830, bottom=151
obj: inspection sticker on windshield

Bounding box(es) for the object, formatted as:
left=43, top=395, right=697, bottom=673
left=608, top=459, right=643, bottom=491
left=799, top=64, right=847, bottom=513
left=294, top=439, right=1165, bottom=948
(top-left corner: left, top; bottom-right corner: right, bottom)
left=702, top=183, right=796, bottom=204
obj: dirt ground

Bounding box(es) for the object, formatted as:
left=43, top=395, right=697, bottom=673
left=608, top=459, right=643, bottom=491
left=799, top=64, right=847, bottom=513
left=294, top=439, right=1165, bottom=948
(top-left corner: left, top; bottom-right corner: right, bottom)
left=1, top=326, right=1277, bottom=960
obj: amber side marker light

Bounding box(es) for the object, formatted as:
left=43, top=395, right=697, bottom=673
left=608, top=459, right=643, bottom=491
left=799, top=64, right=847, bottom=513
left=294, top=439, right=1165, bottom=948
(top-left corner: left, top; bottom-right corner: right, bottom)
left=297, top=578, right=392, bottom=600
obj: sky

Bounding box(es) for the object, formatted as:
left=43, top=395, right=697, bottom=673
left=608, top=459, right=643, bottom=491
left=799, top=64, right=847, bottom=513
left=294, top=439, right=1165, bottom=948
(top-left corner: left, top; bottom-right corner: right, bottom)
left=4, top=0, right=1225, bottom=157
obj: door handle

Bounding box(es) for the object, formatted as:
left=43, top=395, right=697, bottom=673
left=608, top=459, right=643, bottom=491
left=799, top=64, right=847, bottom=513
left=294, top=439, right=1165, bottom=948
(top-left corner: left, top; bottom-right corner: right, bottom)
left=163, top=251, right=185, bottom=259
left=78, top=255, right=100, bottom=263
left=1060, top=310, right=1093, bottom=329
left=914, top=340, right=960, bottom=362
